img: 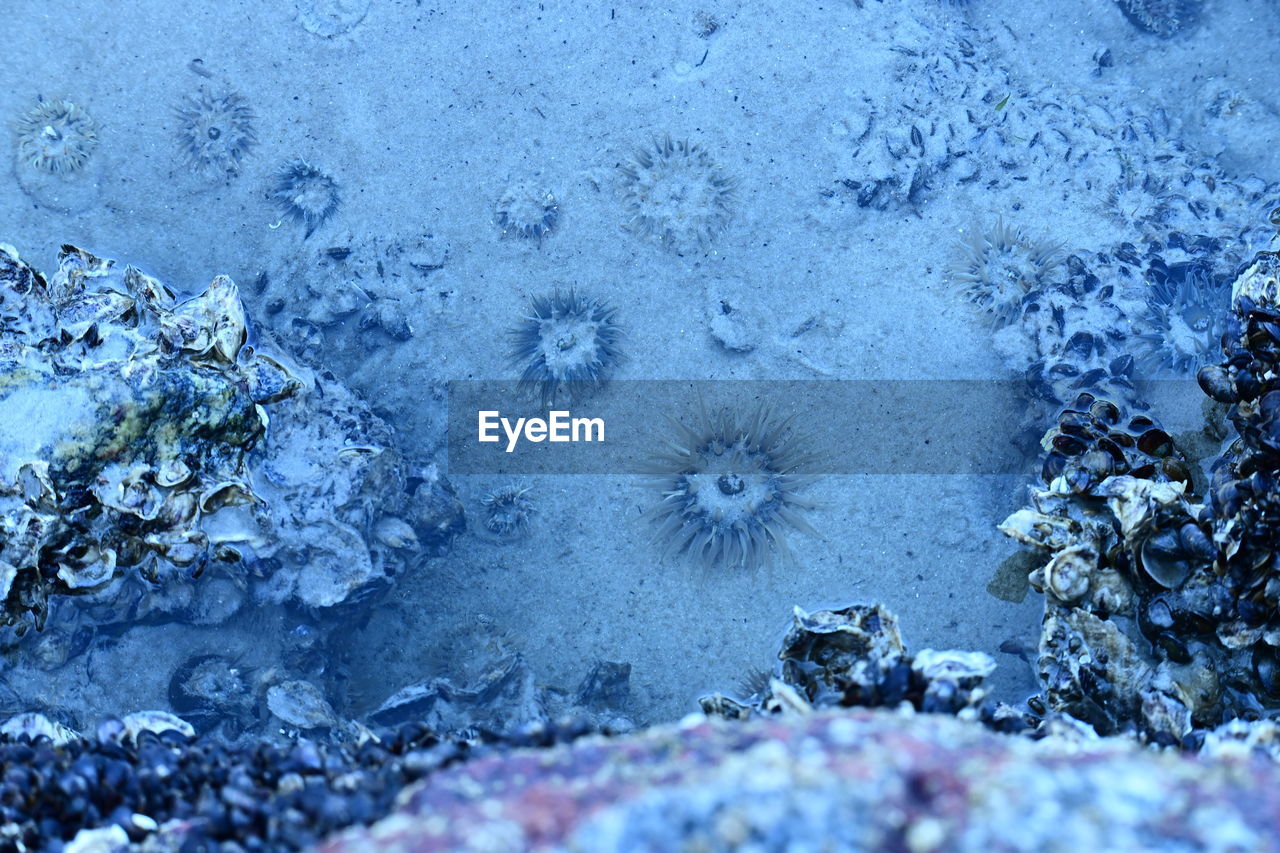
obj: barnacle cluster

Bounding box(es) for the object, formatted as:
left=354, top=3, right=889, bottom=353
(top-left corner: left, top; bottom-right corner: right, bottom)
left=645, top=405, right=818, bottom=573
left=14, top=99, right=98, bottom=175
left=495, top=181, right=559, bottom=241
left=272, top=159, right=341, bottom=237
left=950, top=218, right=1064, bottom=328
left=618, top=136, right=736, bottom=253
left=510, top=289, right=623, bottom=407
left=174, top=86, right=257, bottom=179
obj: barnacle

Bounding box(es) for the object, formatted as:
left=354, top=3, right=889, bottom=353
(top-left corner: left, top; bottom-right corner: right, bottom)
left=174, top=86, right=257, bottom=179
left=495, top=181, right=559, bottom=240
left=481, top=483, right=535, bottom=539
left=14, top=99, right=98, bottom=175
left=271, top=159, right=341, bottom=237
left=618, top=136, right=736, bottom=253
left=1134, top=265, right=1230, bottom=375
left=949, top=218, right=1064, bottom=328
left=1108, top=166, right=1175, bottom=233
left=510, top=289, right=623, bottom=407
left=646, top=405, right=818, bottom=572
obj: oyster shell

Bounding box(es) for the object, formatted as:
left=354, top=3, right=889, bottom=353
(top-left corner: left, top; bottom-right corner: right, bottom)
left=268, top=680, right=339, bottom=729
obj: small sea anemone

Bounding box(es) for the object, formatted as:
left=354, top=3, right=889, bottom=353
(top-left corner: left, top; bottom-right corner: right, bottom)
left=14, top=99, right=98, bottom=175
left=1113, top=0, right=1198, bottom=38
left=174, top=86, right=257, bottom=178
left=1108, top=166, right=1175, bottom=233
left=481, top=483, right=536, bottom=539
left=1134, top=264, right=1230, bottom=375
left=618, top=136, right=736, bottom=252
left=495, top=180, right=559, bottom=240
left=297, top=0, right=370, bottom=37
left=272, top=159, right=341, bottom=237
left=949, top=217, right=1065, bottom=328
left=646, top=405, right=819, bottom=573
left=510, top=289, right=623, bottom=406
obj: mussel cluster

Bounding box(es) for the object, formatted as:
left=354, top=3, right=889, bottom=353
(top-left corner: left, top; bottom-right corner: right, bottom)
left=1002, top=251, right=1280, bottom=741
left=1198, top=251, right=1280, bottom=691
left=1040, top=391, right=1191, bottom=491
left=996, top=253, right=1140, bottom=409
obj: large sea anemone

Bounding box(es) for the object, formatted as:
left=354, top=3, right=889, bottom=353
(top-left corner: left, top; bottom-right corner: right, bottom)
left=510, top=289, right=623, bottom=406
left=646, top=405, right=818, bottom=572
left=1134, top=262, right=1230, bottom=375
left=272, top=159, right=341, bottom=237
left=949, top=218, right=1064, bottom=328
left=174, top=86, right=257, bottom=179
left=15, top=99, right=98, bottom=175
left=618, top=136, right=736, bottom=253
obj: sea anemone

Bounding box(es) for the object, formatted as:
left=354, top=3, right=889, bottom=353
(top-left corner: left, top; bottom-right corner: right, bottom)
left=510, top=289, right=623, bottom=406
left=618, top=136, right=736, bottom=252
left=495, top=180, right=559, bottom=240
left=949, top=217, right=1065, bottom=328
left=14, top=99, right=98, bottom=175
left=481, top=483, right=535, bottom=539
left=272, top=159, right=341, bottom=237
left=174, top=86, right=257, bottom=179
left=1133, top=262, right=1230, bottom=375
left=646, top=404, right=819, bottom=572
left=1113, top=0, right=1198, bottom=38
left=1108, top=166, right=1175, bottom=234
left=297, top=0, right=370, bottom=37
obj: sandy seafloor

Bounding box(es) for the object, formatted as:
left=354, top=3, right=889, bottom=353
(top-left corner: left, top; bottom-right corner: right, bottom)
left=3, top=0, right=1280, bottom=728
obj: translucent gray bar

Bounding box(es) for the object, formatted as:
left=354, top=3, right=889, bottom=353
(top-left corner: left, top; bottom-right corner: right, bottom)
left=446, top=379, right=1204, bottom=475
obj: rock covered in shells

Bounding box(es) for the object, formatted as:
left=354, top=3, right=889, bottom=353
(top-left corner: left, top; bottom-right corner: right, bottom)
left=990, top=253, right=1141, bottom=409
left=700, top=604, right=995, bottom=720
left=0, top=243, right=462, bottom=664
left=998, top=253, right=1280, bottom=739
left=0, top=245, right=289, bottom=633
left=1197, top=251, right=1280, bottom=658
